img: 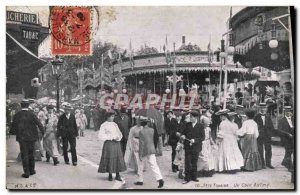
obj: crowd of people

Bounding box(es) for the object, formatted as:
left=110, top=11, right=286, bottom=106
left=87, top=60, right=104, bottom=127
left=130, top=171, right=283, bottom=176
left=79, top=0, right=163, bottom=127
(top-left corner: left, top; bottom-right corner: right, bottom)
left=9, top=96, right=294, bottom=188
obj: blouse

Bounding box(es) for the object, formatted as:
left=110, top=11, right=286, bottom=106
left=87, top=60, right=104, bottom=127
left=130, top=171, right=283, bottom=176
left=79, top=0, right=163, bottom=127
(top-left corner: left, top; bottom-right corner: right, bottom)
left=238, top=119, right=259, bottom=138
left=98, top=121, right=123, bottom=141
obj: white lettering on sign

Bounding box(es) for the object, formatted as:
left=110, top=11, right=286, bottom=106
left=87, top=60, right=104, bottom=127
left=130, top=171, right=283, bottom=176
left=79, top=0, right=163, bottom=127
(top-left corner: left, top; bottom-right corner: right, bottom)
left=7, top=11, right=37, bottom=24
left=22, top=30, right=39, bottom=40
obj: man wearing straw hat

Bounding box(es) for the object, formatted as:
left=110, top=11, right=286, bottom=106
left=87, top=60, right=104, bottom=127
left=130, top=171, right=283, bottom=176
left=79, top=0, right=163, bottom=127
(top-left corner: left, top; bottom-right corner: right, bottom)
left=57, top=104, right=78, bottom=166
left=254, top=102, right=275, bottom=169
left=181, top=111, right=205, bottom=184
left=11, top=99, right=45, bottom=178
left=278, top=106, right=294, bottom=171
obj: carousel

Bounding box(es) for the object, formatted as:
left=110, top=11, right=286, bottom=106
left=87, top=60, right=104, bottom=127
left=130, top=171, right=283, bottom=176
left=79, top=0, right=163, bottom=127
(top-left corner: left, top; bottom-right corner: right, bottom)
left=110, top=42, right=260, bottom=106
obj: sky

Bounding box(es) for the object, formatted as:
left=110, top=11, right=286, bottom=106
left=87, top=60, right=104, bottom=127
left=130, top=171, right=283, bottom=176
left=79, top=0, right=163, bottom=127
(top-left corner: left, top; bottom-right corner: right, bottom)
left=96, top=6, right=245, bottom=52
left=7, top=6, right=245, bottom=55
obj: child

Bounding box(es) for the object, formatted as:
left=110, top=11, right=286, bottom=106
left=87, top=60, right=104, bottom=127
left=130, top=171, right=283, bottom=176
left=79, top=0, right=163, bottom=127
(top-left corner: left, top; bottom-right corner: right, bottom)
left=173, top=135, right=185, bottom=179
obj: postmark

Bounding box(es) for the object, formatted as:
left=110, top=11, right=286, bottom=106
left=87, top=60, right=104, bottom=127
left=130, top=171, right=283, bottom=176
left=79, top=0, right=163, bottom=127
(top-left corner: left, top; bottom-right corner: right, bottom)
left=50, top=6, right=92, bottom=55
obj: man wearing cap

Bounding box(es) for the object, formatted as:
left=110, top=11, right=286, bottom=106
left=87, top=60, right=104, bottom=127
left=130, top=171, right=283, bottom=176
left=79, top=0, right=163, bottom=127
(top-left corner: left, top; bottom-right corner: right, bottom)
left=278, top=106, right=294, bottom=171
left=11, top=100, right=45, bottom=178
left=254, top=103, right=275, bottom=169
left=181, top=111, right=205, bottom=184
left=57, top=105, right=79, bottom=166
left=135, top=116, right=164, bottom=188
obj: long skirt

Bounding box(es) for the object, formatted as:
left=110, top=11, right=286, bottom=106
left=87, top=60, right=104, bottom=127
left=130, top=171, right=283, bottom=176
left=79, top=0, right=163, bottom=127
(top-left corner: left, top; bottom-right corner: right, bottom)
left=98, top=140, right=127, bottom=173
left=43, top=131, right=59, bottom=157
left=240, top=134, right=263, bottom=171
left=215, top=135, right=244, bottom=172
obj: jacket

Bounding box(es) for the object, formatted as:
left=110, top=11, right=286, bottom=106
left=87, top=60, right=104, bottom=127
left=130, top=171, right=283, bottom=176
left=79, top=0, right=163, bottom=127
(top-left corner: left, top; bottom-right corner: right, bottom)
left=57, top=113, right=78, bottom=138
left=254, top=113, right=274, bottom=141
left=167, top=118, right=179, bottom=146
left=183, top=122, right=205, bottom=153
left=278, top=116, right=294, bottom=147
left=139, top=126, right=156, bottom=158
left=11, top=110, right=45, bottom=142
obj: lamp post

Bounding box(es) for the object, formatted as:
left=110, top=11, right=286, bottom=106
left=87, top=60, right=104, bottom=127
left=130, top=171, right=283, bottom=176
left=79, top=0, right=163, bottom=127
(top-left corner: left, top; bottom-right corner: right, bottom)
left=51, top=55, right=64, bottom=112
left=269, top=8, right=294, bottom=110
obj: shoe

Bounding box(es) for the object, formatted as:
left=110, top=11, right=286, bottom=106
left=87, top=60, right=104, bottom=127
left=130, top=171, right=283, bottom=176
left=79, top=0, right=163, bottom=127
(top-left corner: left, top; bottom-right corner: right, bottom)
left=30, top=170, right=36, bottom=175
left=266, top=165, right=274, bottom=169
left=108, top=174, right=113, bottom=181
left=178, top=171, right=184, bottom=179
left=53, top=157, right=59, bottom=166
left=115, top=175, right=122, bottom=181
left=158, top=179, right=164, bottom=188
left=21, top=173, right=29, bottom=178
left=72, top=162, right=77, bottom=166
left=46, top=158, right=50, bottom=162
left=262, top=165, right=266, bottom=169
left=192, top=178, right=199, bottom=182
left=182, top=180, right=190, bottom=184
left=65, top=162, right=70, bottom=165
left=134, top=182, right=143, bottom=185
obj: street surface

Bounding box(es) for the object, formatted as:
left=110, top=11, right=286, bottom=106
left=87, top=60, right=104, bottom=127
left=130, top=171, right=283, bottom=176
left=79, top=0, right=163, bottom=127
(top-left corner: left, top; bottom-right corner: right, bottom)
left=6, top=129, right=294, bottom=190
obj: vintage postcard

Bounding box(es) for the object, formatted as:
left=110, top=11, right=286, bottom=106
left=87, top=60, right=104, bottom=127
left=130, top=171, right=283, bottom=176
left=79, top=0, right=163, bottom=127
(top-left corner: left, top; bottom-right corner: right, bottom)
left=6, top=5, right=295, bottom=190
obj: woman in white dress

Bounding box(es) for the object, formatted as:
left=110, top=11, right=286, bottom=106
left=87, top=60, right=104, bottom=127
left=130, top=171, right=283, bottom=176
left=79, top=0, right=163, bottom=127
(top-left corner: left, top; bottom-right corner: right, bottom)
left=124, top=116, right=142, bottom=172
left=98, top=111, right=126, bottom=181
left=215, top=109, right=244, bottom=173
left=238, top=109, right=263, bottom=171
left=197, top=116, right=215, bottom=177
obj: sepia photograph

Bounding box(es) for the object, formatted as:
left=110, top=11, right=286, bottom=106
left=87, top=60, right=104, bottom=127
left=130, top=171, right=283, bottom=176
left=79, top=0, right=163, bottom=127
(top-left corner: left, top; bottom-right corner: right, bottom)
left=5, top=4, right=295, bottom=190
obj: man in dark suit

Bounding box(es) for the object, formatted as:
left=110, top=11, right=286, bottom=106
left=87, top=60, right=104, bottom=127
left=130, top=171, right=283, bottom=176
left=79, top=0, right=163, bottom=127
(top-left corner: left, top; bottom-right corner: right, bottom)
left=181, top=111, right=205, bottom=184
left=57, top=105, right=78, bottom=166
left=254, top=103, right=275, bottom=169
left=114, top=107, right=130, bottom=156
left=11, top=99, right=45, bottom=178
left=233, top=105, right=243, bottom=128
left=278, top=106, right=294, bottom=171
left=165, top=111, right=179, bottom=172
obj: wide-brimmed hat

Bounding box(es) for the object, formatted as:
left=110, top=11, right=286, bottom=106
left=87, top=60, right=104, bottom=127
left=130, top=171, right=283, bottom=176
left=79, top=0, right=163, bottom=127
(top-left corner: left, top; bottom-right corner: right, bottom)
left=189, top=110, right=200, bottom=117
left=258, top=102, right=267, bottom=107
left=46, top=105, right=54, bottom=110
left=139, top=116, right=150, bottom=122
left=228, top=112, right=237, bottom=116
left=235, top=105, right=244, bottom=109
left=215, top=109, right=230, bottom=116
left=64, top=105, right=73, bottom=110
left=284, top=106, right=293, bottom=112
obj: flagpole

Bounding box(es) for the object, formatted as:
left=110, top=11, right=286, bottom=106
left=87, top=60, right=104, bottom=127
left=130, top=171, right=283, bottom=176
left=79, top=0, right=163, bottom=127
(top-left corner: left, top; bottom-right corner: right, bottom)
left=100, top=54, right=104, bottom=91
left=208, top=34, right=212, bottom=104
left=172, top=43, right=177, bottom=95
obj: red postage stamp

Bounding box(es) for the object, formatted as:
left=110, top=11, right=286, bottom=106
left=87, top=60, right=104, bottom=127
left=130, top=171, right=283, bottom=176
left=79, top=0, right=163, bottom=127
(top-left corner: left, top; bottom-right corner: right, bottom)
left=51, top=6, right=92, bottom=55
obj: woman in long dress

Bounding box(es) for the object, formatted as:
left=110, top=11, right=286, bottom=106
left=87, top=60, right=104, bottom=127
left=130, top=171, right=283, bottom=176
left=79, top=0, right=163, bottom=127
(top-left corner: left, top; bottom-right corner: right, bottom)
left=197, top=116, right=215, bottom=177
left=98, top=111, right=126, bottom=181
left=215, top=109, right=244, bottom=173
left=238, top=109, right=263, bottom=171
left=125, top=116, right=142, bottom=172
left=43, top=105, right=59, bottom=165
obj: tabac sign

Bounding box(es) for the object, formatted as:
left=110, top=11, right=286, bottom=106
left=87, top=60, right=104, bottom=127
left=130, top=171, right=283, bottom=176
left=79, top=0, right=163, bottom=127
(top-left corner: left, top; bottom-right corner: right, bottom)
left=6, top=11, right=38, bottom=24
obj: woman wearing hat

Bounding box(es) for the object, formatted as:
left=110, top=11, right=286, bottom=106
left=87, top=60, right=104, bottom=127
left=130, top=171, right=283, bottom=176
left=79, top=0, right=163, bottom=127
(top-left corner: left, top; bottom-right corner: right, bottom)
left=238, top=109, right=263, bottom=171
left=43, top=105, right=59, bottom=165
left=215, top=109, right=244, bottom=173
left=98, top=111, right=126, bottom=181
